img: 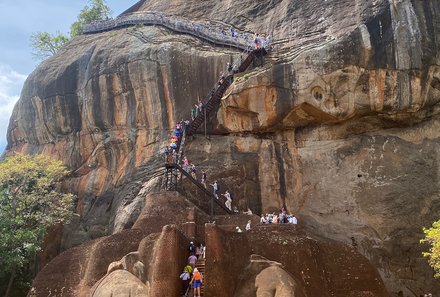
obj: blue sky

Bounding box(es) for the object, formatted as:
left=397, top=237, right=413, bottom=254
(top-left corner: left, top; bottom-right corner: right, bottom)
left=0, top=0, right=139, bottom=153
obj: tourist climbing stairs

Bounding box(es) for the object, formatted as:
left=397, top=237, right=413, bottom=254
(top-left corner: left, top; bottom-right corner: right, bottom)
left=168, top=163, right=232, bottom=215
left=187, top=47, right=268, bottom=136
left=195, top=258, right=206, bottom=297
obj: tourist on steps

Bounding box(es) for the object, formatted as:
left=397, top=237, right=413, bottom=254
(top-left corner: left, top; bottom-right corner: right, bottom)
left=183, top=156, right=190, bottom=172
left=188, top=253, right=197, bottom=269
left=191, top=164, right=197, bottom=179
left=196, top=243, right=205, bottom=260
left=179, top=267, right=191, bottom=295
left=210, top=181, right=219, bottom=199
left=191, top=106, right=197, bottom=121
left=189, top=241, right=196, bottom=254
left=221, top=190, right=232, bottom=211
left=201, top=170, right=207, bottom=188
left=190, top=268, right=203, bottom=297
left=184, top=263, right=193, bottom=275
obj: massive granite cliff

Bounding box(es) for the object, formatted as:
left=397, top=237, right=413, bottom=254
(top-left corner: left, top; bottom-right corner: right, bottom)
left=6, top=0, right=440, bottom=296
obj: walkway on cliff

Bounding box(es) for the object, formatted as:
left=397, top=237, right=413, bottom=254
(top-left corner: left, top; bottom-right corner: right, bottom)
left=83, top=11, right=272, bottom=52
left=162, top=45, right=268, bottom=216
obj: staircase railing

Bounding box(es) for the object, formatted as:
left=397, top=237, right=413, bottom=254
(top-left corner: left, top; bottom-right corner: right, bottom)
left=187, top=47, right=267, bottom=135
left=83, top=11, right=272, bottom=53
left=170, top=163, right=232, bottom=215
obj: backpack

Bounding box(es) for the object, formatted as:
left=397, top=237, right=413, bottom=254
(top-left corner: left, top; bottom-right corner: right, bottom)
left=217, top=184, right=220, bottom=192
left=229, top=192, right=233, bottom=201
left=194, top=272, right=202, bottom=281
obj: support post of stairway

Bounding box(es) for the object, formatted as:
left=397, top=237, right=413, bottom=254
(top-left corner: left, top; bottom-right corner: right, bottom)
left=204, top=106, right=207, bottom=139
left=210, top=194, right=214, bottom=219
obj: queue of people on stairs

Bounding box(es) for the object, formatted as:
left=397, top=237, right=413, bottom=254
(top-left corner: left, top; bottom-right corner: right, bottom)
left=165, top=120, right=190, bottom=164
left=180, top=241, right=205, bottom=297
left=182, top=154, right=235, bottom=212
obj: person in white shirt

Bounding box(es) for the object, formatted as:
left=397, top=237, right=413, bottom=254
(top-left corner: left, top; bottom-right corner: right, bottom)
left=292, top=215, right=298, bottom=225
left=222, top=190, right=232, bottom=211
left=245, top=220, right=251, bottom=231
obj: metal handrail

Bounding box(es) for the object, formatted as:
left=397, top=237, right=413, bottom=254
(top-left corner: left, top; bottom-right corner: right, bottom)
left=83, top=11, right=273, bottom=52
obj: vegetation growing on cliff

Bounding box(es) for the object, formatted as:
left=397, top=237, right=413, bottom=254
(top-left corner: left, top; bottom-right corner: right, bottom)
left=70, top=0, right=111, bottom=36
left=0, top=154, right=75, bottom=297
left=30, top=0, right=111, bottom=60
left=422, top=220, right=440, bottom=278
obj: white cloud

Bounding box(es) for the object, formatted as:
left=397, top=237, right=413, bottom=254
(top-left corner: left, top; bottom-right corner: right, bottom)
left=0, top=63, right=27, bottom=153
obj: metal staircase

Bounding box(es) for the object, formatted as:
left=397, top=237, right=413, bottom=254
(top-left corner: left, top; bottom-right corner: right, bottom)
left=164, top=162, right=232, bottom=215
left=187, top=47, right=267, bottom=136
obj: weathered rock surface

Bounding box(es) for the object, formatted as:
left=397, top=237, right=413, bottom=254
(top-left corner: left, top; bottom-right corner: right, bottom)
left=234, top=255, right=307, bottom=297
left=205, top=224, right=389, bottom=297
left=91, top=270, right=149, bottom=297
left=30, top=192, right=390, bottom=297
left=8, top=0, right=440, bottom=296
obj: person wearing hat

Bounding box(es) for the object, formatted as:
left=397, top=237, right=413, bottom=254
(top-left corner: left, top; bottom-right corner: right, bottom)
left=190, top=267, right=203, bottom=297
left=189, top=241, right=196, bottom=253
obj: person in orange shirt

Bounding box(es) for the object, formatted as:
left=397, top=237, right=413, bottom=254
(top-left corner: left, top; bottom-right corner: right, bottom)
left=190, top=268, right=203, bottom=297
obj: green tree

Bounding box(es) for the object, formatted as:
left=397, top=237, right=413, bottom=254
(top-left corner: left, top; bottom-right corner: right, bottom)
left=0, top=154, right=75, bottom=297
left=421, top=220, right=440, bottom=278
left=30, top=32, right=69, bottom=60
left=30, top=0, right=111, bottom=60
left=70, top=0, right=111, bottom=36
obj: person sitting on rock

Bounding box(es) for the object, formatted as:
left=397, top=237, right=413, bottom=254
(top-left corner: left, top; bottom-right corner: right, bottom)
left=260, top=215, right=266, bottom=224
left=236, top=226, right=243, bottom=233
left=190, top=268, right=203, bottom=297
left=291, top=215, right=298, bottom=225
left=245, top=220, right=251, bottom=231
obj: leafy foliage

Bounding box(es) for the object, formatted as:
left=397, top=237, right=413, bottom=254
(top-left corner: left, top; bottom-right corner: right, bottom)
left=30, top=32, right=69, bottom=60
left=30, top=0, right=111, bottom=60
left=70, top=0, right=111, bottom=36
left=421, top=220, right=440, bottom=278
left=0, top=154, right=75, bottom=280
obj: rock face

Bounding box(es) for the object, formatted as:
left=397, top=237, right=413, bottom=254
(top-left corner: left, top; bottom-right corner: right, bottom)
left=30, top=192, right=389, bottom=297
left=7, top=0, right=440, bottom=296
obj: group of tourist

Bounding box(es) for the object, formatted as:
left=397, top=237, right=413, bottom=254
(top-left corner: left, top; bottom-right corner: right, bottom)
left=181, top=153, right=235, bottom=212
left=210, top=181, right=235, bottom=212
left=236, top=219, right=252, bottom=233
left=220, top=26, right=272, bottom=50
left=180, top=241, right=205, bottom=297
left=165, top=121, right=190, bottom=163
left=191, top=102, right=204, bottom=121
left=260, top=208, right=298, bottom=225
